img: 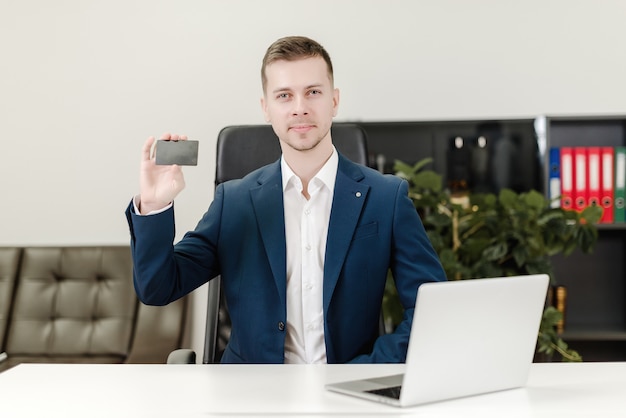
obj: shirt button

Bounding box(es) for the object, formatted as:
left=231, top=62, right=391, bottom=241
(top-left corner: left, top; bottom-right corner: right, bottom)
left=304, top=209, right=311, bottom=215
left=278, top=321, right=285, bottom=331
left=305, top=244, right=311, bottom=251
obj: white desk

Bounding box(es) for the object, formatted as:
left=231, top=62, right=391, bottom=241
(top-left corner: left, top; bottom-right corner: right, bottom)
left=0, top=362, right=624, bottom=417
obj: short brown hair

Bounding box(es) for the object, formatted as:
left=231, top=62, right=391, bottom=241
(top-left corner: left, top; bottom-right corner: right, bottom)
left=261, top=36, right=334, bottom=93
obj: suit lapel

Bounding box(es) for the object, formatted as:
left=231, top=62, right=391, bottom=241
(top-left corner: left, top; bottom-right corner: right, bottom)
left=250, top=161, right=287, bottom=307
left=323, top=156, right=369, bottom=313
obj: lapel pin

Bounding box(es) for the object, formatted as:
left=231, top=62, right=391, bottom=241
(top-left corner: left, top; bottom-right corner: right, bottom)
left=355, top=191, right=362, bottom=198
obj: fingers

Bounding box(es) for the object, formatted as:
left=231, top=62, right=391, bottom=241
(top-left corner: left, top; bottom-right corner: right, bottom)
left=142, top=136, right=156, bottom=161
left=143, top=132, right=188, bottom=162
left=159, top=132, right=188, bottom=141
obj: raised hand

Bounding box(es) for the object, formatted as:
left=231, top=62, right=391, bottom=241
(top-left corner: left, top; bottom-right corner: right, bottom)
left=138, top=133, right=187, bottom=214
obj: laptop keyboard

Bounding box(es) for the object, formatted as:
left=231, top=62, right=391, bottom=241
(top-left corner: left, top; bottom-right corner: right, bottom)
left=366, top=385, right=402, bottom=400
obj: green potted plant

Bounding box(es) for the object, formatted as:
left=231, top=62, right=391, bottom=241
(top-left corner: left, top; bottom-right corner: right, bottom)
left=384, top=158, right=602, bottom=361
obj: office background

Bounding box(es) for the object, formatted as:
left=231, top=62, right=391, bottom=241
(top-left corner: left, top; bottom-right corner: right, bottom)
left=2, top=0, right=626, bottom=357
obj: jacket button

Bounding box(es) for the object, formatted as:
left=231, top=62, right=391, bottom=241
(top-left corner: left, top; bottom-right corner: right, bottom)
left=278, top=321, right=285, bottom=331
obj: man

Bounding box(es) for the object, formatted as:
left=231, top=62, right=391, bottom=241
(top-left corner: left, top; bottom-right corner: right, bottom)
left=126, top=36, right=446, bottom=364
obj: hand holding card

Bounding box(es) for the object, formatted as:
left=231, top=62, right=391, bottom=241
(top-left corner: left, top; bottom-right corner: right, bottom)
left=138, top=134, right=194, bottom=214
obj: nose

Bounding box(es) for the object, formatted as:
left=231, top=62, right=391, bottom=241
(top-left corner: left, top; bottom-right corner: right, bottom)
left=291, top=95, right=309, bottom=116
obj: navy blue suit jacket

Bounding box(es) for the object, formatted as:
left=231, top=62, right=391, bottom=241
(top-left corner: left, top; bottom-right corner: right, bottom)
left=126, top=154, right=446, bottom=363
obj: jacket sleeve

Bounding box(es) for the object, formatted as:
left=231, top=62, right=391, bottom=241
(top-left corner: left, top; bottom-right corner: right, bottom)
left=125, top=185, right=226, bottom=305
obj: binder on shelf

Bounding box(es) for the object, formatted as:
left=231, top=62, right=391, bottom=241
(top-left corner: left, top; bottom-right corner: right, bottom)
left=560, top=147, right=574, bottom=210
left=600, top=147, right=615, bottom=224
left=573, top=147, right=588, bottom=212
left=615, top=147, right=626, bottom=223
left=548, top=147, right=561, bottom=209
left=586, top=147, right=601, bottom=211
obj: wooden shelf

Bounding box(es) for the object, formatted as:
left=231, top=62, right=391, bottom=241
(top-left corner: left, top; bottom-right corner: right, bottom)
left=560, top=328, right=626, bottom=342
left=596, top=223, right=626, bottom=231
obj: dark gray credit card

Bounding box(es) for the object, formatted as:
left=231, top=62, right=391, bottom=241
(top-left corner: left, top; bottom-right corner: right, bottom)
left=155, top=140, right=199, bottom=166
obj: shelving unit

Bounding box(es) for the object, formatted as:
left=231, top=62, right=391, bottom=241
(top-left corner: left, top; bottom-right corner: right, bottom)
left=546, top=115, right=626, bottom=361
left=357, top=116, right=626, bottom=361
left=359, top=119, right=542, bottom=194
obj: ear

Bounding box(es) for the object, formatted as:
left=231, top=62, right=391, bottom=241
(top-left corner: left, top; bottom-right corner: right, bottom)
left=332, top=88, right=340, bottom=117
left=260, top=96, right=270, bottom=122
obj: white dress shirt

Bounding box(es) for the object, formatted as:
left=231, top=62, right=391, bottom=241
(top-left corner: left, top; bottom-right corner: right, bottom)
left=281, top=147, right=338, bottom=364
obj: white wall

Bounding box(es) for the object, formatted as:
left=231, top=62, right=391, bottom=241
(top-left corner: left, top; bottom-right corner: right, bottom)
left=2, top=0, right=626, bottom=357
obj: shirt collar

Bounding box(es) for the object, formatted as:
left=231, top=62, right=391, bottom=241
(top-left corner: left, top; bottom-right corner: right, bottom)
left=281, top=146, right=339, bottom=192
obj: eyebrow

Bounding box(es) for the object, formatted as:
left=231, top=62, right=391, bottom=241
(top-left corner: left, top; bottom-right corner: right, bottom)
left=271, top=84, right=324, bottom=94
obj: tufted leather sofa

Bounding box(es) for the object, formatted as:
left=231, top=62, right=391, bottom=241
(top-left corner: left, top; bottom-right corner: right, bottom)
left=0, top=246, right=187, bottom=372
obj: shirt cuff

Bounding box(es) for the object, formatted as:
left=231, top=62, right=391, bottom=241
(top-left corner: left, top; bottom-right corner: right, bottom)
left=133, top=195, right=173, bottom=216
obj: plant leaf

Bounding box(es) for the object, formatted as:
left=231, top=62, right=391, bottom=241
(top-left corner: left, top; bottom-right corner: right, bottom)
left=581, top=205, right=603, bottom=224
left=482, top=242, right=508, bottom=261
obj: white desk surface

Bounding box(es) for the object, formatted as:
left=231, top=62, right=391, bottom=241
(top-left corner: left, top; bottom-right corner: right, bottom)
left=0, top=362, right=625, bottom=417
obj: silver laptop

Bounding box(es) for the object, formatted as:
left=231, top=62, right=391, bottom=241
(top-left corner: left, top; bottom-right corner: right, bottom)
left=326, top=274, right=549, bottom=407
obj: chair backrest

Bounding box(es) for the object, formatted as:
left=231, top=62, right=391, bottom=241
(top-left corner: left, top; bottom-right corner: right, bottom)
left=215, top=123, right=369, bottom=185
left=203, top=123, right=369, bottom=363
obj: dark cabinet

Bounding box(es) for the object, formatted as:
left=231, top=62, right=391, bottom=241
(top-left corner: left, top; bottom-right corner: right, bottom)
left=356, top=116, right=626, bottom=361
left=360, top=119, right=541, bottom=194
left=545, top=116, right=626, bottom=361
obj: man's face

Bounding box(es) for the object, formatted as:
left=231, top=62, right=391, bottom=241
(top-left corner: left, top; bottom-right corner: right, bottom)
left=261, top=57, right=339, bottom=153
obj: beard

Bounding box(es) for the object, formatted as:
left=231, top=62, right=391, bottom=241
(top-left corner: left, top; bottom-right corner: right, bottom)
left=283, top=125, right=330, bottom=152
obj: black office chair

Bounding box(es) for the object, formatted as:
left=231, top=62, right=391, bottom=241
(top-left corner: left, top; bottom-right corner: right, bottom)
left=167, top=123, right=369, bottom=364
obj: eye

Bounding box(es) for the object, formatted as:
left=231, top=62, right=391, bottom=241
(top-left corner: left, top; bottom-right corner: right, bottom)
left=308, top=89, right=322, bottom=96
left=276, top=92, right=290, bottom=100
